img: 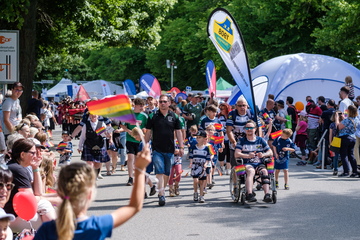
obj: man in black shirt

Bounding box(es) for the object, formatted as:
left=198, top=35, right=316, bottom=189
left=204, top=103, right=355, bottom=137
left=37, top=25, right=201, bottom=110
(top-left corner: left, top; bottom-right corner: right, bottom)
left=27, top=90, right=43, bottom=119
left=317, top=96, right=328, bottom=112
left=319, top=99, right=336, bottom=168
left=286, top=96, right=297, bottom=133
left=145, top=94, right=184, bottom=206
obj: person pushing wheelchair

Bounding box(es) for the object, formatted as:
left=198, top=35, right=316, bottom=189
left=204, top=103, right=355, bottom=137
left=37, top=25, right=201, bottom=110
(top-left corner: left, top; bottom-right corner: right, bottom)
left=235, top=120, right=273, bottom=203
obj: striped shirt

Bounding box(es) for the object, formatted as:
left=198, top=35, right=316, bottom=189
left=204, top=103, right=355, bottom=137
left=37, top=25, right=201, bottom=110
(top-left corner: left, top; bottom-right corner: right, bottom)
left=189, top=145, right=210, bottom=177
left=235, top=136, right=270, bottom=165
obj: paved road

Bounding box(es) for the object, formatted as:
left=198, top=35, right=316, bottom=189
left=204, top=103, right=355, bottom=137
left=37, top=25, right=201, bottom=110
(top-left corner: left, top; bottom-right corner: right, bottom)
left=52, top=126, right=360, bottom=239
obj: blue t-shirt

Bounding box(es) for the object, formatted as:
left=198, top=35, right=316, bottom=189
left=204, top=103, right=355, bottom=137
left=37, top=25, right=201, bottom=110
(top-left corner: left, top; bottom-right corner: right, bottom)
left=188, top=136, right=197, bottom=149
left=235, top=136, right=270, bottom=165
left=199, top=116, right=224, bottom=134
left=34, top=215, right=113, bottom=240
left=57, top=141, right=73, bottom=162
left=189, top=145, right=211, bottom=177
left=272, top=137, right=295, bottom=164
left=339, top=117, right=359, bottom=138
left=208, top=133, right=222, bottom=162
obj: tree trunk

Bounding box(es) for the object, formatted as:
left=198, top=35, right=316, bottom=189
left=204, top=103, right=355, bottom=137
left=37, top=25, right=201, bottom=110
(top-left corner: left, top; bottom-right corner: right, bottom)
left=19, top=0, right=38, bottom=116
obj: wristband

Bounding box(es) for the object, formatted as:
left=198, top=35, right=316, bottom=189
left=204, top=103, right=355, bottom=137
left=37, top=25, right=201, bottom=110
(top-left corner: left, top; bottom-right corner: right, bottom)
left=33, top=168, right=40, bottom=173
left=179, top=147, right=184, bottom=149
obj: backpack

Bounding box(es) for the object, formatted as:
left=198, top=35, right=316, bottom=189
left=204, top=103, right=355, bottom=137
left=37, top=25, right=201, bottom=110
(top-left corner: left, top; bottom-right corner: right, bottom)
left=288, top=105, right=299, bottom=124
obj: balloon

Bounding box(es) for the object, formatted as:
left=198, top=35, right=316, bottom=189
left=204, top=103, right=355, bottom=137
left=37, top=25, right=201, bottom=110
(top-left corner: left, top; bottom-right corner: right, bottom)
left=13, top=192, right=37, bottom=221
left=295, top=101, right=304, bottom=111
left=22, top=236, right=34, bottom=240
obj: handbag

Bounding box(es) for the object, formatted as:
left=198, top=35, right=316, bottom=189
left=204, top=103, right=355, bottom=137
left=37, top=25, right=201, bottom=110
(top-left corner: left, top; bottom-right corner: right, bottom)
left=330, top=126, right=341, bottom=153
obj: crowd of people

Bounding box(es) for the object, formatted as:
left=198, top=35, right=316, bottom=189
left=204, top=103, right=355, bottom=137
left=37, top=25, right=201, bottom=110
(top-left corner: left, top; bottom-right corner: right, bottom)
left=0, top=75, right=359, bottom=239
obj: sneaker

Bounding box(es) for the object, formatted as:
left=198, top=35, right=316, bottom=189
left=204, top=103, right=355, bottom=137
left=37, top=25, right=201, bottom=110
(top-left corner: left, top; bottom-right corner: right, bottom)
left=212, top=179, right=215, bottom=184
left=333, top=170, right=338, bottom=176
left=149, top=186, right=156, bottom=196
left=126, top=177, right=133, bottom=186
left=284, top=184, right=289, bottom=190
left=145, top=192, right=148, bottom=199
left=208, top=183, right=214, bottom=189
left=199, top=196, right=205, bottom=203
left=338, top=173, right=349, bottom=177
left=158, top=195, right=166, bottom=206
left=203, top=188, right=207, bottom=194
left=226, top=169, right=230, bottom=175
left=246, top=193, right=257, bottom=202
left=349, top=173, right=359, bottom=178
left=169, top=187, right=175, bottom=197
left=98, top=173, right=104, bottom=179
left=296, top=161, right=307, bottom=166
left=263, top=193, right=272, bottom=203
left=193, top=192, right=199, bottom=202
left=275, top=181, right=279, bottom=189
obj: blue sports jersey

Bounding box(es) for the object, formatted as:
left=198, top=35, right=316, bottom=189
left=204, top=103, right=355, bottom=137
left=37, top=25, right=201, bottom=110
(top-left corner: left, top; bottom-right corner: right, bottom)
left=208, top=132, right=222, bottom=163
left=259, top=108, right=280, bottom=132
left=272, top=137, right=295, bottom=164
left=226, top=109, right=261, bottom=150
left=174, top=139, right=182, bottom=165
left=199, top=116, right=224, bottom=134
left=188, top=136, right=197, bottom=149
left=189, top=145, right=210, bottom=177
left=235, top=136, right=270, bottom=165
left=218, top=115, right=229, bottom=143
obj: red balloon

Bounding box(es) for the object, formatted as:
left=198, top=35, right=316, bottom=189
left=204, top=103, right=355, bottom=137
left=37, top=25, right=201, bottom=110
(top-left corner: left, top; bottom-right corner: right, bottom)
left=22, top=236, right=34, bottom=240
left=13, top=192, right=37, bottom=221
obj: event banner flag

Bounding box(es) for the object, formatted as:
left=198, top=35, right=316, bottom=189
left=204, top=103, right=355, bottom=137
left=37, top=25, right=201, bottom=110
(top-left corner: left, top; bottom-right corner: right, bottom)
left=74, top=85, right=90, bottom=102
left=140, top=73, right=162, bottom=98
left=123, top=79, right=137, bottom=95
left=206, top=60, right=217, bottom=97
left=207, top=8, right=257, bottom=116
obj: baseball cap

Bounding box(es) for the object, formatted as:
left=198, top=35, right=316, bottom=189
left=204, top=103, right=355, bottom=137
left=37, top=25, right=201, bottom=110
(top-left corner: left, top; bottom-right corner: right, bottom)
left=299, top=110, right=307, bottom=117
left=28, top=138, right=46, bottom=149
left=0, top=208, right=15, bottom=222
left=62, top=131, right=69, bottom=136
left=276, top=100, right=284, bottom=105
left=196, top=129, right=207, bottom=138
left=188, top=93, right=194, bottom=97
left=11, top=82, right=24, bottom=90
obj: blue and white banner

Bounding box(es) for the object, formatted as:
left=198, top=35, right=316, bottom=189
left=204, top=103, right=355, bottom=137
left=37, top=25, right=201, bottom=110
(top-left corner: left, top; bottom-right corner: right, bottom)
left=100, top=80, right=111, bottom=97
left=123, top=79, right=137, bottom=95
left=207, top=8, right=257, bottom=115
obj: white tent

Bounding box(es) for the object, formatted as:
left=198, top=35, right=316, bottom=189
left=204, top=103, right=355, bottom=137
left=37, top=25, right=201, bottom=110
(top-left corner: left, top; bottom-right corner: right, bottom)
left=46, top=78, right=73, bottom=97
left=229, top=53, right=360, bottom=109
left=82, top=80, right=124, bottom=99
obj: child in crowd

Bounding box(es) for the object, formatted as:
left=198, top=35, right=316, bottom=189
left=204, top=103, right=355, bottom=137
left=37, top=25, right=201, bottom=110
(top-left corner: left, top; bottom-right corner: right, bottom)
left=272, top=129, right=295, bottom=190
left=56, top=131, right=73, bottom=166
left=295, top=111, right=308, bottom=166
left=205, top=124, right=222, bottom=190
left=40, top=155, right=55, bottom=193
left=189, top=130, right=211, bottom=203
left=0, top=208, right=15, bottom=240
left=187, top=125, right=198, bottom=149
left=132, top=127, right=156, bottom=199
left=329, top=111, right=343, bottom=175
left=260, top=118, right=272, bottom=142
left=345, top=76, right=355, bottom=101
left=168, top=139, right=182, bottom=197
left=34, top=145, right=151, bottom=240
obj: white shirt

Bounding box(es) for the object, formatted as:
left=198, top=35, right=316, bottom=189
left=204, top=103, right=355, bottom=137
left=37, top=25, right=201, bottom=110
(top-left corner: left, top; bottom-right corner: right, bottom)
left=339, top=98, right=354, bottom=113
left=78, top=120, right=106, bottom=149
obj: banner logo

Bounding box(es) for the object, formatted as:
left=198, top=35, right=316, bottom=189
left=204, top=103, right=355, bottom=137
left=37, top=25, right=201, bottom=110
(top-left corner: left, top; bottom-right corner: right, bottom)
left=213, top=17, right=234, bottom=53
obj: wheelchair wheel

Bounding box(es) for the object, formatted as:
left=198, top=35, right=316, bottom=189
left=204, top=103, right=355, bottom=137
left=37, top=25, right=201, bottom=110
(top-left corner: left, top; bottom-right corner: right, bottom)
left=229, top=168, right=240, bottom=202
left=240, top=192, right=245, bottom=205
left=272, top=191, right=277, bottom=204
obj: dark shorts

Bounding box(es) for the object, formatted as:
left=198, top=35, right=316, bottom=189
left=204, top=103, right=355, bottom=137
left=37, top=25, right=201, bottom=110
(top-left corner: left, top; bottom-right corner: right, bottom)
left=193, top=175, right=207, bottom=181
left=218, top=142, right=230, bottom=163
left=126, top=141, right=140, bottom=155
left=230, top=149, right=237, bottom=167
left=105, top=139, right=117, bottom=152
left=206, top=167, right=211, bottom=175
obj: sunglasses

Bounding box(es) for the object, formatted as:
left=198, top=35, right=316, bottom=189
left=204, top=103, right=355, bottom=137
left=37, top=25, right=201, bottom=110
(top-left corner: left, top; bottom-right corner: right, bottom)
left=0, top=182, right=15, bottom=191
left=236, top=104, right=247, bottom=108
left=159, top=101, right=168, bottom=104
left=26, top=151, right=36, bottom=156
left=245, top=127, right=255, bottom=130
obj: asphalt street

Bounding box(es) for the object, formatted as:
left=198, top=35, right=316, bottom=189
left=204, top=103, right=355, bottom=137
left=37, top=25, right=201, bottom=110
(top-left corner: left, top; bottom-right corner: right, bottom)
left=51, top=126, right=360, bottom=240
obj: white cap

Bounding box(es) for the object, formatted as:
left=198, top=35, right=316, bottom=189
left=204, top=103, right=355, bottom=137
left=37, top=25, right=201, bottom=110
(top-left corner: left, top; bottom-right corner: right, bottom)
left=0, top=208, right=15, bottom=222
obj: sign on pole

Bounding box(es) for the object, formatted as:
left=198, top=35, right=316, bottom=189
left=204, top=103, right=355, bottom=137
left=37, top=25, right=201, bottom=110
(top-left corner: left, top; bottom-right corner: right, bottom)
left=0, top=30, right=19, bottom=83
left=186, top=86, right=192, bottom=92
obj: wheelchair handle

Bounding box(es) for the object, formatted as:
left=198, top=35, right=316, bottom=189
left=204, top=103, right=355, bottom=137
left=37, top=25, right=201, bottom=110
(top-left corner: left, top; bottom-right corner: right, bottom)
left=235, top=158, right=244, bottom=165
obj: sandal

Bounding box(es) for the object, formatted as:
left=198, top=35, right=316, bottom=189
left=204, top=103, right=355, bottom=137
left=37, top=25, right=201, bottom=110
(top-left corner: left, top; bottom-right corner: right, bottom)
left=107, top=171, right=112, bottom=176
left=111, top=166, right=116, bottom=174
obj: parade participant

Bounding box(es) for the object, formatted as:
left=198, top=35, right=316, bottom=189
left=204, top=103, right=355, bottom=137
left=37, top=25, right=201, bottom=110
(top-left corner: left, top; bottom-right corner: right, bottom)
left=175, top=105, right=186, bottom=140
left=57, top=131, right=73, bottom=166
left=205, top=124, right=222, bottom=188
left=120, top=98, right=148, bottom=186
left=78, top=114, right=111, bottom=177
left=218, top=103, right=232, bottom=174
left=168, top=139, right=182, bottom=197
left=189, top=130, right=210, bottom=203
left=272, top=129, right=295, bottom=190
left=183, top=93, right=202, bottom=138
left=145, top=94, right=184, bottom=206
left=2, top=82, right=23, bottom=141
left=200, top=105, right=224, bottom=140
left=226, top=96, right=262, bottom=169
left=144, top=96, right=158, bottom=116
left=235, top=120, right=273, bottom=203
left=34, top=144, right=151, bottom=240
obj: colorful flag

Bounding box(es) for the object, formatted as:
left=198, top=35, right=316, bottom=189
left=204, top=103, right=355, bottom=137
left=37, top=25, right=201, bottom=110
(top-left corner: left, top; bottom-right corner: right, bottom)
left=95, top=126, right=106, bottom=136
left=46, top=188, right=57, bottom=194
left=270, top=130, right=282, bottom=139
left=46, top=130, right=52, bottom=139
left=263, top=113, right=271, bottom=121
left=68, top=108, right=86, bottom=116
left=267, top=158, right=274, bottom=174
left=216, top=167, right=223, bottom=176
left=210, top=136, right=216, bottom=144
left=209, top=145, right=216, bottom=155
left=214, top=123, right=222, bottom=130
left=235, top=164, right=245, bottom=176
left=173, top=170, right=184, bottom=180
left=345, top=109, right=348, bottom=118
left=184, top=171, right=190, bottom=177
left=46, top=141, right=54, bottom=148
left=206, top=60, right=217, bottom=97
left=57, top=142, right=68, bottom=150
left=214, top=136, right=224, bottom=144
left=74, top=85, right=90, bottom=102
left=86, top=94, right=137, bottom=124
left=123, top=79, right=137, bottom=95
left=184, top=139, right=188, bottom=145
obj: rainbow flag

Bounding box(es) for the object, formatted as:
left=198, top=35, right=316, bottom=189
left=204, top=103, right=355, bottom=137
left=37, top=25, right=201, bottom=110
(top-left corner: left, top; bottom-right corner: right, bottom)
left=57, top=142, right=68, bottom=150
left=235, top=164, right=245, bottom=176
left=263, top=113, right=271, bottom=121
left=46, top=130, right=52, bottom=139
left=166, top=90, right=171, bottom=94
left=86, top=94, right=137, bottom=124
left=216, top=167, right=223, bottom=176
left=267, top=157, right=274, bottom=174
left=214, top=123, right=222, bottom=130
left=345, top=109, right=348, bottom=118
left=184, top=171, right=190, bottom=177
left=46, top=141, right=54, bottom=148
left=210, top=136, right=216, bottom=144
left=184, top=139, right=188, bottom=145
left=210, top=136, right=224, bottom=145
left=270, top=130, right=282, bottom=139
left=46, top=188, right=57, bottom=194
left=209, top=145, right=216, bottom=155
left=173, top=170, right=184, bottom=180
left=95, top=126, right=106, bottom=136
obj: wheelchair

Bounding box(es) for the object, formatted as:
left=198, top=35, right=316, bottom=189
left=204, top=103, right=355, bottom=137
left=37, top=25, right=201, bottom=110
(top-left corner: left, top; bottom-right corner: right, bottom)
left=230, top=158, right=277, bottom=204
